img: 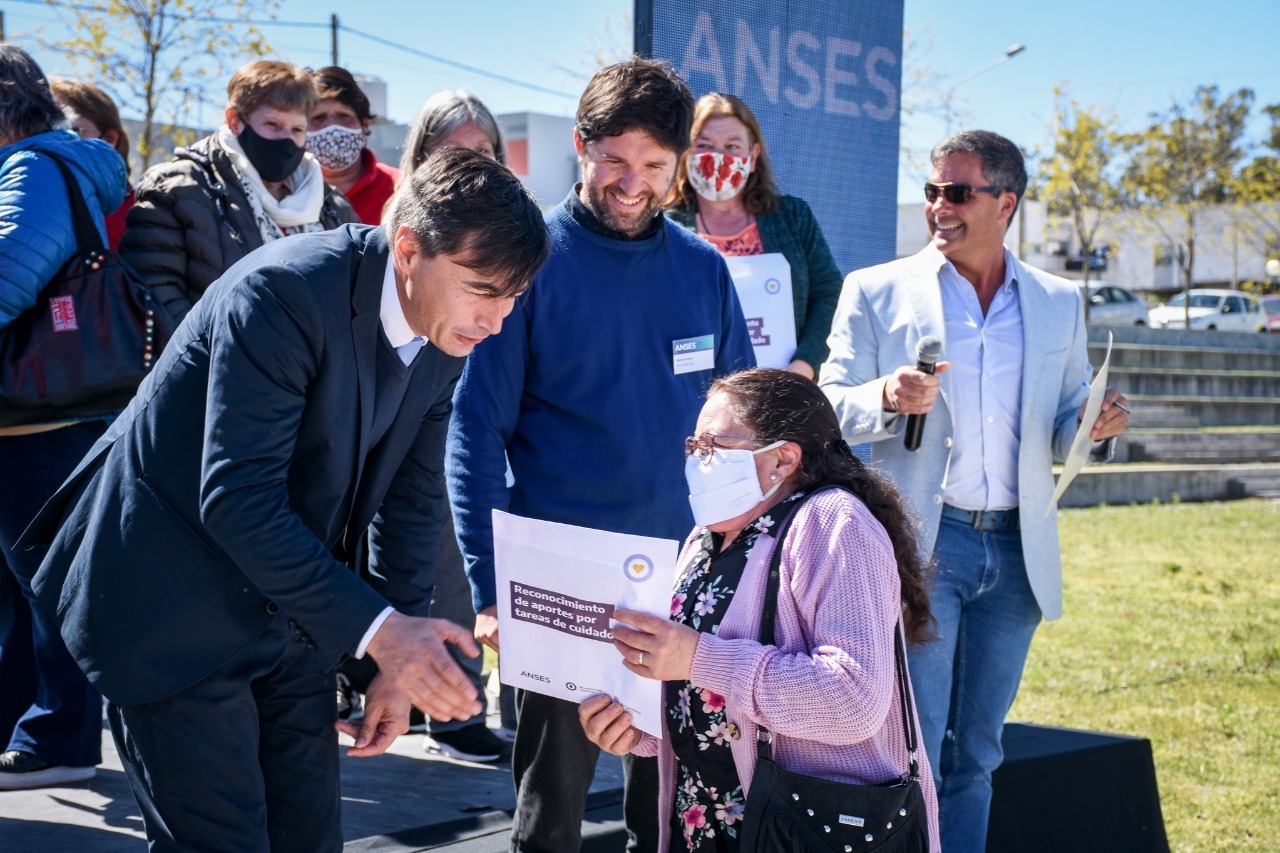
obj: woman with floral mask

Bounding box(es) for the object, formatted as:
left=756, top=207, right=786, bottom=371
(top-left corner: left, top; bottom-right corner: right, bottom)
left=307, top=66, right=398, bottom=225
left=578, top=369, right=940, bottom=852
left=666, top=94, right=841, bottom=381
left=119, top=61, right=357, bottom=324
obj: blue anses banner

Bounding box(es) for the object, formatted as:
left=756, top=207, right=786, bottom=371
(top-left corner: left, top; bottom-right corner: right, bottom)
left=636, top=0, right=904, bottom=276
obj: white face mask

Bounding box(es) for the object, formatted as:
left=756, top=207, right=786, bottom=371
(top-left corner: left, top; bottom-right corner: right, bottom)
left=687, top=151, right=752, bottom=202
left=685, top=440, right=785, bottom=527
left=305, top=124, right=365, bottom=171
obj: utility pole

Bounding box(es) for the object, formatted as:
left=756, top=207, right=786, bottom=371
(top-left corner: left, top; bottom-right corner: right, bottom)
left=330, top=14, right=339, bottom=67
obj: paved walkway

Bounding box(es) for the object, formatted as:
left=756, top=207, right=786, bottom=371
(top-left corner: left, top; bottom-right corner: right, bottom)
left=0, top=708, right=627, bottom=852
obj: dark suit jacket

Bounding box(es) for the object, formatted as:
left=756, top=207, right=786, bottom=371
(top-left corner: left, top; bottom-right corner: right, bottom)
left=22, top=224, right=465, bottom=706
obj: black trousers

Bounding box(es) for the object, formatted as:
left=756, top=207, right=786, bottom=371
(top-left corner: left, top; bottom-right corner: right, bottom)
left=511, top=689, right=658, bottom=853
left=108, top=616, right=340, bottom=852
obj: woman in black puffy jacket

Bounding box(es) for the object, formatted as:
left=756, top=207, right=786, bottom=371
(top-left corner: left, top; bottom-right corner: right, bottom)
left=119, top=61, right=357, bottom=323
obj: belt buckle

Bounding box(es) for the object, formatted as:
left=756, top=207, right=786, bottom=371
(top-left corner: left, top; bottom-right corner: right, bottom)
left=971, top=509, right=986, bottom=530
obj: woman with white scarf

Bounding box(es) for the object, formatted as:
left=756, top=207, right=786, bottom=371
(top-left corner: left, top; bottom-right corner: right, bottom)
left=119, top=61, right=357, bottom=324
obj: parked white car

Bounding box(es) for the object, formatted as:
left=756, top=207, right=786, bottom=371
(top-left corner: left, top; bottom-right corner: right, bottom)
left=1148, top=289, right=1264, bottom=332
left=1081, top=282, right=1150, bottom=326
left=1259, top=295, right=1280, bottom=333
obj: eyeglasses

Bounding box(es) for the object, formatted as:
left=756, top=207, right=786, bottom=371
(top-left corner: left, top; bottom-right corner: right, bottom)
left=924, top=181, right=1003, bottom=205
left=684, top=431, right=771, bottom=459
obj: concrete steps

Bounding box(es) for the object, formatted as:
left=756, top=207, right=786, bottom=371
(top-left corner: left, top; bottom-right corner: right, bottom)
left=1060, top=462, right=1280, bottom=506
left=1090, top=342, right=1280, bottom=372
left=1118, top=428, right=1280, bottom=464
left=1124, top=404, right=1201, bottom=429
left=1124, top=395, right=1280, bottom=428
left=1112, top=367, right=1280, bottom=399
left=1226, top=469, right=1280, bottom=500
left=1065, top=325, right=1280, bottom=506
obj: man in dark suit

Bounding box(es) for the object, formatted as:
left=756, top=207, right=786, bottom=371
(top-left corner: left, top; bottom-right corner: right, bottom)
left=20, top=148, right=550, bottom=852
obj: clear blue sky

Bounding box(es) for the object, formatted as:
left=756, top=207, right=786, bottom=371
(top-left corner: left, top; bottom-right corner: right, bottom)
left=7, top=0, right=1279, bottom=200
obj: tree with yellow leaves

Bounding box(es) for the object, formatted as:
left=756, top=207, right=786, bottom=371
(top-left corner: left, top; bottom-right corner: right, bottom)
left=1123, top=86, right=1253, bottom=323
left=1040, top=86, right=1125, bottom=322
left=41, top=0, right=277, bottom=170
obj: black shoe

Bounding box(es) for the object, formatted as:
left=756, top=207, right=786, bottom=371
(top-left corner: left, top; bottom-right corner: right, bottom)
left=0, top=750, right=95, bottom=790
left=423, top=724, right=507, bottom=763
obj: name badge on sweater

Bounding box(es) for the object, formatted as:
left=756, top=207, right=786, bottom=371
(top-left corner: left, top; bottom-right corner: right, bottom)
left=672, top=334, right=714, bottom=375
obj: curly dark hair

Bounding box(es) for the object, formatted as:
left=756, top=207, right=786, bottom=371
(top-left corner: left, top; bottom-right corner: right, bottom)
left=709, top=369, right=934, bottom=643
left=575, top=58, right=694, bottom=154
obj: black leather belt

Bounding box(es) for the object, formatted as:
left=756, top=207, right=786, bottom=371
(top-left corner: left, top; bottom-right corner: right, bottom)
left=941, top=503, right=1020, bottom=530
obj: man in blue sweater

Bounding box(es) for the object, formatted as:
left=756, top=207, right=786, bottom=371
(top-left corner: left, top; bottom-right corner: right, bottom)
left=446, top=59, right=755, bottom=852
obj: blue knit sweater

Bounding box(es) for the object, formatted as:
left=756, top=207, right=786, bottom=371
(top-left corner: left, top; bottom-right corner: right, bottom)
left=0, top=131, right=126, bottom=328
left=447, top=198, right=756, bottom=611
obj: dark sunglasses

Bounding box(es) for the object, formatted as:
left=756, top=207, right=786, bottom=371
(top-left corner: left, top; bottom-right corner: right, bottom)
left=924, top=181, right=1003, bottom=204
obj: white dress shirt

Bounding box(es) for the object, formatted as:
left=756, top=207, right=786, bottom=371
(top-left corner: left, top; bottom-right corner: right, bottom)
left=939, top=251, right=1023, bottom=511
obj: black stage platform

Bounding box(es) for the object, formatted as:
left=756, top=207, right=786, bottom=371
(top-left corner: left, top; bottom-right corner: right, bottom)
left=0, top=718, right=1168, bottom=851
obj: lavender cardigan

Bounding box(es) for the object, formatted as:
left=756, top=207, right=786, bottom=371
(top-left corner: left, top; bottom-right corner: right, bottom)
left=632, top=489, right=941, bottom=852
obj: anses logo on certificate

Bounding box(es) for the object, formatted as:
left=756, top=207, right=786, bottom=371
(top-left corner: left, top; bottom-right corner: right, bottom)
left=624, top=554, right=654, bottom=582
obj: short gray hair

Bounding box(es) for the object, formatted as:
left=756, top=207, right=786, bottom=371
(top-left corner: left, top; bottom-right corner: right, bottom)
left=0, top=45, right=65, bottom=142
left=399, top=90, right=505, bottom=175
left=931, top=129, right=1028, bottom=215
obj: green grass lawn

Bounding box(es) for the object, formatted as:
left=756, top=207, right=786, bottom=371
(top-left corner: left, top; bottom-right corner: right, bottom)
left=1011, top=500, right=1280, bottom=851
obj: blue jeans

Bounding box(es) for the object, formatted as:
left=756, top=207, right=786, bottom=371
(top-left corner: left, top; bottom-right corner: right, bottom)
left=0, top=422, right=106, bottom=766
left=907, top=514, right=1042, bottom=853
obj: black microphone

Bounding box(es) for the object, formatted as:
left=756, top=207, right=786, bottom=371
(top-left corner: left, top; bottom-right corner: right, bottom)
left=904, top=336, right=943, bottom=452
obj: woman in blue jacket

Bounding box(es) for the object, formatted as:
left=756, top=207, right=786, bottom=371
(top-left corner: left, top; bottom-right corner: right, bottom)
left=0, top=45, right=126, bottom=791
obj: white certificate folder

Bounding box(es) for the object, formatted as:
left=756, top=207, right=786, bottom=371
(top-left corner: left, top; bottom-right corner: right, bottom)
left=491, top=510, right=679, bottom=737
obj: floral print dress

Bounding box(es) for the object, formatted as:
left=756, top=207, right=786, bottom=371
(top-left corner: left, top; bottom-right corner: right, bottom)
left=666, top=492, right=803, bottom=852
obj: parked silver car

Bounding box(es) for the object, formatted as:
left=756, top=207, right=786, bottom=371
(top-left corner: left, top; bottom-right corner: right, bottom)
left=1149, top=289, right=1264, bottom=332
left=1081, top=282, right=1150, bottom=326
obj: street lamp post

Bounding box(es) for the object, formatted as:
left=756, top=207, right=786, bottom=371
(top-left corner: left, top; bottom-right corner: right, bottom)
left=945, top=44, right=1027, bottom=134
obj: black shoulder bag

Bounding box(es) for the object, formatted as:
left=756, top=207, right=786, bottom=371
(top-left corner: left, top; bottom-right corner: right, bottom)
left=0, top=155, right=169, bottom=427
left=739, top=487, right=930, bottom=852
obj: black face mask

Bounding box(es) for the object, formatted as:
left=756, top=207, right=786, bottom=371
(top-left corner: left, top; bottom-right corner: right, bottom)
left=236, top=118, right=306, bottom=183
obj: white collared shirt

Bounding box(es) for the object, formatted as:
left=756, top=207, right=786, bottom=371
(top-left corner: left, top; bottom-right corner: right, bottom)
left=355, top=257, right=430, bottom=658
left=939, top=249, right=1023, bottom=511
left=380, top=253, right=429, bottom=355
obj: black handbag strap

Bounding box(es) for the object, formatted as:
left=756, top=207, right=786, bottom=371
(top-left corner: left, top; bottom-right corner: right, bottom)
left=755, top=485, right=920, bottom=781
left=42, top=152, right=109, bottom=256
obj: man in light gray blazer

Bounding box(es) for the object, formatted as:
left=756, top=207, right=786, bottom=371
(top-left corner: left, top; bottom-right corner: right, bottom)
left=819, top=130, right=1130, bottom=852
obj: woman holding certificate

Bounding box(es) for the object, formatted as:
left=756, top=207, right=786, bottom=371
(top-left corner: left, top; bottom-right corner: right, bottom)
left=579, top=369, right=940, bottom=852
left=665, top=95, right=842, bottom=380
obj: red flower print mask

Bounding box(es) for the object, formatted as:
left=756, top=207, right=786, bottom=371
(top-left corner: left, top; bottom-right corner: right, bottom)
left=688, top=152, right=752, bottom=202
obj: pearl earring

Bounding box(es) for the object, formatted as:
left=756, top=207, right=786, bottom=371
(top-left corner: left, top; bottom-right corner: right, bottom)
left=770, top=474, right=778, bottom=481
